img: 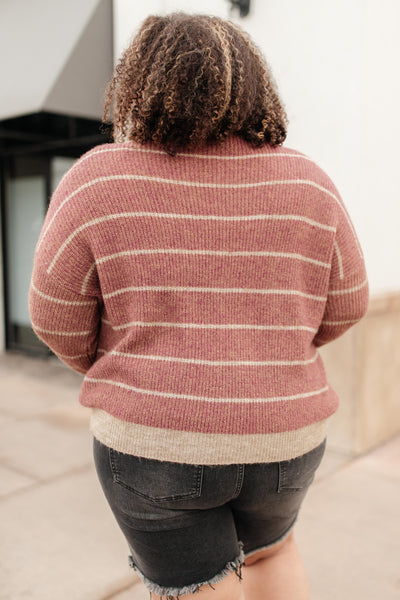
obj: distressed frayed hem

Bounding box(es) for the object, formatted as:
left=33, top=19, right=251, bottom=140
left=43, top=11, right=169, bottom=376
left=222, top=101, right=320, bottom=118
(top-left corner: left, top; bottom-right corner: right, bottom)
left=244, top=519, right=296, bottom=560
left=128, top=542, right=244, bottom=599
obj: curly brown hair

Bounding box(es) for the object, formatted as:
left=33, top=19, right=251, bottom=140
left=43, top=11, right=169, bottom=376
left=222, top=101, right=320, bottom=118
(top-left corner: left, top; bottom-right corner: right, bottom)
left=103, top=13, right=288, bottom=154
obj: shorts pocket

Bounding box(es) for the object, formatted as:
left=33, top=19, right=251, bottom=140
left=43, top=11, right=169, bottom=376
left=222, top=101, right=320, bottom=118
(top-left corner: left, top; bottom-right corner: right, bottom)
left=278, top=439, right=326, bottom=492
left=109, top=449, right=204, bottom=502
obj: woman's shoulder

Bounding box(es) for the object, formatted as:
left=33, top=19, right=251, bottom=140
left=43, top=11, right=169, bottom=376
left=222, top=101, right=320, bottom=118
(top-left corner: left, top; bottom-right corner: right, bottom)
left=74, top=141, right=147, bottom=171
left=220, top=138, right=334, bottom=180
left=277, top=144, right=342, bottom=196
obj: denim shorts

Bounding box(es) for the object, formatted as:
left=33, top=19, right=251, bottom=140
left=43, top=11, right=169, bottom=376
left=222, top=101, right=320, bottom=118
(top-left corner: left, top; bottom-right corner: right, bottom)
left=93, top=438, right=326, bottom=598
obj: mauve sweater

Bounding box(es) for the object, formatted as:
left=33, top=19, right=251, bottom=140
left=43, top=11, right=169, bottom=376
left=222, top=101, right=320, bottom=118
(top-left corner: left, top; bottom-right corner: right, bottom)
left=29, top=136, right=368, bottom=464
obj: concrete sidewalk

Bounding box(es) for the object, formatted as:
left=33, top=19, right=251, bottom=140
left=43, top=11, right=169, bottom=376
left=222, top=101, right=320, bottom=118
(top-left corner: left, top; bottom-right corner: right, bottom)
left=0, top=352, right=399, bottom=599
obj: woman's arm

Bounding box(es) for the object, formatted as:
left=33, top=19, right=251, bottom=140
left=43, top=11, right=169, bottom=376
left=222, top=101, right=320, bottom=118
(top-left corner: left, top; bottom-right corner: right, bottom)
left=29, top=267, right=101, bottom=374
left=29, top=156, right=102, bottom=373
left=314, top=205, right=369, bottom=347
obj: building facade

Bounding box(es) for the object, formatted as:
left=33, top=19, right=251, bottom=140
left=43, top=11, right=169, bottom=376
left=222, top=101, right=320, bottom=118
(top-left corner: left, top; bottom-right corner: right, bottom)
left=0, top=0, right=113, bottom=353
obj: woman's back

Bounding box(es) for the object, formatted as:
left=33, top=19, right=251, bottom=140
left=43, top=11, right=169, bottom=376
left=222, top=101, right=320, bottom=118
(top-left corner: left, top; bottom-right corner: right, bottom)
left=30, top=135, right=368, bottom=464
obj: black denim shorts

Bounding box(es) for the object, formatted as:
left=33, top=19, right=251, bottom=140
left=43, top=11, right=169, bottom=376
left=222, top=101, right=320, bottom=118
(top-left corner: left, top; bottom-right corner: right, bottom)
left=93, top=438, right=326, bottom=598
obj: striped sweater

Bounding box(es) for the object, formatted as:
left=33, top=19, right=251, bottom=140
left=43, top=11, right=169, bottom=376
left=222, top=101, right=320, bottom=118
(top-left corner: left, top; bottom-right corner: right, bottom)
left=29, top=136, right=368, bottom=464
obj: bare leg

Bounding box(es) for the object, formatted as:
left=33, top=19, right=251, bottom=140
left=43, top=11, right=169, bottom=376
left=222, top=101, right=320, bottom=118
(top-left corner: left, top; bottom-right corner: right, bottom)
left=241, top=532, right=311, bottom=600
left=150, top=571, right=244, bottom=600
left=150, top=532, right=308, bottom=600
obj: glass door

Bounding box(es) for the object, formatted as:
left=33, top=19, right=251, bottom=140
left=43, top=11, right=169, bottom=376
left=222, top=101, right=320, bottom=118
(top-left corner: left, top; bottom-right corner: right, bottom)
left=3, top=155, right=49, bottom=352
left=2, top=154, right=75, bottom=353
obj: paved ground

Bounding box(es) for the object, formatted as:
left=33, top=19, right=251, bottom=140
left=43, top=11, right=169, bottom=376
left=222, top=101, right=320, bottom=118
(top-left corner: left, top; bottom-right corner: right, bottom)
left=0, top=352, right=399, bottom=599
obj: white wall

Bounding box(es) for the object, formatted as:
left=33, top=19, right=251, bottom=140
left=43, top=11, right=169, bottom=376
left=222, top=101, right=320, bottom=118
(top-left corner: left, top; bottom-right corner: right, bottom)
left=114, top=0, right=400, bottom=295
left=114, top=0, right=227, bottom=56
left=360, top=1, right=400, bottom=295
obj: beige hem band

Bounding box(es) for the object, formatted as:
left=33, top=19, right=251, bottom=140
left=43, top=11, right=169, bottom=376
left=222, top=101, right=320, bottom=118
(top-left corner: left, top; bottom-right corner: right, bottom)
left=90, top=409, right=330, bottom=464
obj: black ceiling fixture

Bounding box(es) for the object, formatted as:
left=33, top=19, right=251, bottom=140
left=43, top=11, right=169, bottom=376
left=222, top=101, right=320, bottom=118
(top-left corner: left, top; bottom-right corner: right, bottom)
left=228, top=0, right=251, bottom=18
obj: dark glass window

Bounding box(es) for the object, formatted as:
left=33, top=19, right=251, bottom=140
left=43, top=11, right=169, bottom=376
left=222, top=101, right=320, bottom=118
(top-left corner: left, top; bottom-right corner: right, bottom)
left=0, top=112, right=110, bottom=354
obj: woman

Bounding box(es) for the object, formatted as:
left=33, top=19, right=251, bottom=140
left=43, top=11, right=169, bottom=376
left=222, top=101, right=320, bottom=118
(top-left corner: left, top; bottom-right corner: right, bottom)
left=29, top=13, right=368, bottom=600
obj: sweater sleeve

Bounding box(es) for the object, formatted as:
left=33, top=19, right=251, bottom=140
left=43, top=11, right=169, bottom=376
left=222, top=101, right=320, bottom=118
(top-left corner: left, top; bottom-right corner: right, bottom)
left=313, top=202, right=369, bottom=347
left=28, top=159, right=101, bottom=374
left=29, top=271, right=101, bottom=374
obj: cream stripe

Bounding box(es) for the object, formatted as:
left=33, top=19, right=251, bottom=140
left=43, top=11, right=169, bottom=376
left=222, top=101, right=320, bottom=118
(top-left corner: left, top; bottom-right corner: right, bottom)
left=327, top=279, right=368, bottom=296
left=96, top=349, right=319, bottom=367
left=57, top=352, right=89, bottom=360
left=85, top=377, right=329, bottom=404
left=95, top=249, right=330, bottom=268
left=101, top=319, right=317, bottom=333
left=81, top=264, right=96, bottom=295
left=32, top=324, right=92, bottom=336
left=39, top=175, right=339, bottom=250
left=103, top=286, right=326, bottom=301
left=46, top=173, right=341, bottom=192
left=30, top=283, right=96, bottom=306
left=86, top=212, right=335, bottom=226
left=48, top=211, right=336, bottom=275
left=322, top=319, right=360, bottom=326
left=78, top=145, right=316, bottom=163
left=48, top=212, right=335, bottom=275
left=334, top=241, right=344, bottom=280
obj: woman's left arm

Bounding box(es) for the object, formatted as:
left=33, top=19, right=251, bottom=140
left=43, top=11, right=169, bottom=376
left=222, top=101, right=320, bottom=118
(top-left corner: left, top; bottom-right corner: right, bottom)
left=29, top=266, right=101, bottom=374
left=28, top=155, right=102, bottom=374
